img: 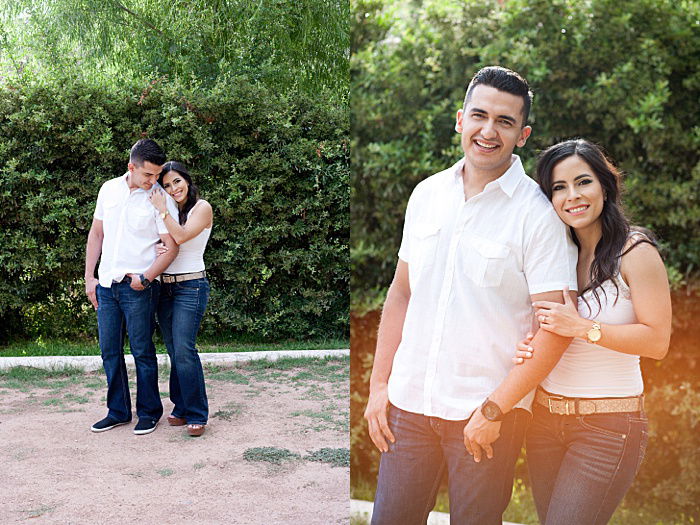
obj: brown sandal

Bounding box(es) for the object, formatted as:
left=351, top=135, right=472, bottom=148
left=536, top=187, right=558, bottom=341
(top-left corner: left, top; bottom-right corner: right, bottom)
left=187, top=424, right=205, bottom=437
left=167, top=415, right=186, bottom=426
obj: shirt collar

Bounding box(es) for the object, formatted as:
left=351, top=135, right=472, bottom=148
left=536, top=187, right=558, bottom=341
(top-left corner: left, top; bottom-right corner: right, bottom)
left=452, top=154, right=525, bottom=198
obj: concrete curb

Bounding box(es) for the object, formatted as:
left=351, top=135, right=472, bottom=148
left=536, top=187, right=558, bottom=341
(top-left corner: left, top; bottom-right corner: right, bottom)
left=350, top=499, right=523, bottom=525
left=0, top=349, right=349, bottom=371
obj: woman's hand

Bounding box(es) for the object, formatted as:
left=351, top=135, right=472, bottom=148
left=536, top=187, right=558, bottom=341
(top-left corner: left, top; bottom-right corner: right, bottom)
left=155, top=241, right=169, bottom=257
left=149, top=188, right=167, bottom=213
left=532, top=286, right=588, bottom=338
left=512, top=332, right=534, bottom=365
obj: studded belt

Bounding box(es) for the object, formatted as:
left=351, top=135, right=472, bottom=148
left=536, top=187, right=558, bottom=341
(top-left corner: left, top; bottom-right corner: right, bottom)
left=535, top=388, right=644, bottom=415
left=161, top=271, right=206, bottom=284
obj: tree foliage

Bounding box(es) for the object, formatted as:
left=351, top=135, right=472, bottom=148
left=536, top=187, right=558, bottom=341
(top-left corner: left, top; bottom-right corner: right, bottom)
left=0, top=0, right=349, bottom=96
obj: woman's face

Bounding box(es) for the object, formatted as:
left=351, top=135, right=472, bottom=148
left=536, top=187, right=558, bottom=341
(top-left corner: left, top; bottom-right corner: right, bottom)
left=161, top=170, right=189, bottom=204
left=549, top=155, right=605, bottom=230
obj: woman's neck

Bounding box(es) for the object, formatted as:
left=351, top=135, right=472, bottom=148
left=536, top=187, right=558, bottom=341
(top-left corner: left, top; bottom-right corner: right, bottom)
left=574, top=221, right=603, bottom=255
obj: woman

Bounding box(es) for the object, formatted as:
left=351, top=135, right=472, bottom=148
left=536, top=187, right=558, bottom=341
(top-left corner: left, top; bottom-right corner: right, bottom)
left=514, top=139, right=671, bottom=524
left=149, top=161, right=213, bottom=437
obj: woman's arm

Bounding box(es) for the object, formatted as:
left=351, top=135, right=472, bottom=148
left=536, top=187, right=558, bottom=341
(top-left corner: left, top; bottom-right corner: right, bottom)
left=150, top=192, right=213, bottom=245
left=532, top=243, right=671, bottom=360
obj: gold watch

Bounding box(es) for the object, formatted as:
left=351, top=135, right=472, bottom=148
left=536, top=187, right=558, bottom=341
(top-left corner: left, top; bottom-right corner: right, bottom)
left=587, top=322, right=602, bottom=344
left=160, top=210, right=168, bottom=220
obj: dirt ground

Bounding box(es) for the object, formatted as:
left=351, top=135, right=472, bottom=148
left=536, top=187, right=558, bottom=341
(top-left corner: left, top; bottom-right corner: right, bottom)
left=0, top=357, right=349, bottom=524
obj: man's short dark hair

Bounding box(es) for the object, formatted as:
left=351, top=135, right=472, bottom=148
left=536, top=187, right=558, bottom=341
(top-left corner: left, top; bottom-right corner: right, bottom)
left=463, top=66, right=533, bottom=125
left=130, top=139, right=166, bottom=166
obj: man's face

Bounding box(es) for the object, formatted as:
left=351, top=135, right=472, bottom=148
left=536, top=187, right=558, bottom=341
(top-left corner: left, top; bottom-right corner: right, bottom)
left=127, top=161, right=162, bottom=191
left=455, top=85, right=532, bottom=177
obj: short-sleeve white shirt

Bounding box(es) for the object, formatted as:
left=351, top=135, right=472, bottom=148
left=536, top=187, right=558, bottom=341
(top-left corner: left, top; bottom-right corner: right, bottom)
left=388, top=155, right=578, bottom=420
left=94, top=173, right=179, bottom=287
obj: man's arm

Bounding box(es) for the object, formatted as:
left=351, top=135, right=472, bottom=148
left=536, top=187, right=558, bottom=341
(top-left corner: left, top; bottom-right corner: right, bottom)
left=84, top=218, right=104, bottom=309
left=463, top=289, right=575, bottom=461
left=128, top=233, right=179, bottom=291
left=364, top=259, right=411, bottom=452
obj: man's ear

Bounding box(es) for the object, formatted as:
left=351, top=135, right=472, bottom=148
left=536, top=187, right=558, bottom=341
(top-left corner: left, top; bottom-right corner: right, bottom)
left=127, top=162, right=135, bottom=173
left=455, top=109, right=464, bottom=133
left=516, top=125, right=532, bottom=148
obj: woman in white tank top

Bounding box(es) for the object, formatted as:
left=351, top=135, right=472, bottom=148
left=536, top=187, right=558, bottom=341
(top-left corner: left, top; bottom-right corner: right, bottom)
left=149, top=161, right=213, bottom=437
left=514, top=140, right=671, bottom=524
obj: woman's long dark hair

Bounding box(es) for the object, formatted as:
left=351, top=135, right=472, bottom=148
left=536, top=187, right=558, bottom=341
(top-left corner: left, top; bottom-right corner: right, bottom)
left=158, top=161, right=199, bottom=225
left=536, top=139, right=656, bottom=314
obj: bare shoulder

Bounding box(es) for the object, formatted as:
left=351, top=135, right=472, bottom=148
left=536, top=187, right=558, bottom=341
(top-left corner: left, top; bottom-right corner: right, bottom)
left=620, top=239, right=665, bottom=286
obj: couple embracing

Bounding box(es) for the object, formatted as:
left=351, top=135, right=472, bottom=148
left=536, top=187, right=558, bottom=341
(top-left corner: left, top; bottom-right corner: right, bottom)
left=84, top=139, right=213, bottom=437
left=365, top=67, right=672, bottom=524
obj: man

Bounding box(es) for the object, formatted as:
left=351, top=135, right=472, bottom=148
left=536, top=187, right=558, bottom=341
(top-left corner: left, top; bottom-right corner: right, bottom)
left=364, top=66, right=578, bottom=524
left=85, top=139, right=179, bottom=435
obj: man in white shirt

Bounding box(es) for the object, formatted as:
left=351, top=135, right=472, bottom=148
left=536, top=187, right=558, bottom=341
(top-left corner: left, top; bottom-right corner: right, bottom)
left=364, top=67, right=578, bottom=524
left=84, top=139, right=179, bottom=435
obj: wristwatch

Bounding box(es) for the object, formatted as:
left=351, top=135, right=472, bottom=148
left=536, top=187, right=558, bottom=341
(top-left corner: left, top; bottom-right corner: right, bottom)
left=160, top=210, right=168, bottom=220
left=586, top=322, right=602, bottom=344
left=480, top=399, right=505, bottom=422
left=139, top=274, right=151, bottom=288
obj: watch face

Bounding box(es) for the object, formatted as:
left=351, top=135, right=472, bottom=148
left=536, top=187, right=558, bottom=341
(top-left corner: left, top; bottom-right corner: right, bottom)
left=588, top=328, right=601, bottom=342
left=482, top=401, right=502, bottom=421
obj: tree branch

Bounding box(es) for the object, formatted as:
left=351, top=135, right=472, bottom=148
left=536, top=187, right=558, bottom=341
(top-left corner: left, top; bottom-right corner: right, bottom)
left=111, top=1, right=163, bottom=36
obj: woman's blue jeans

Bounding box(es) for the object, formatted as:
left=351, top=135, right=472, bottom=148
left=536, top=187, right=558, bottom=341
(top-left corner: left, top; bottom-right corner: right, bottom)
left=526, top=403, right=648, bottom=525
left=157, top=278, right=210, bottom=425
left=96, top=280, right=162, bottom=422
left=372, top=404, right=530, bottom=525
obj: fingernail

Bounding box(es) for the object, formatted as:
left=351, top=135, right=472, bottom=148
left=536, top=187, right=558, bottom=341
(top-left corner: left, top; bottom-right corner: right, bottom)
left=528, top=346, right=533, bottom=352
left=526, top=352, right=532, bottom=358
left=517, top=358, right=523, bottom=363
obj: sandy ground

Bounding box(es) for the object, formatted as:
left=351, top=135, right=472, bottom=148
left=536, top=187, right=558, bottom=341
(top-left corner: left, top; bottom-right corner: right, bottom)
left=0, top=358, right=349, bottom=524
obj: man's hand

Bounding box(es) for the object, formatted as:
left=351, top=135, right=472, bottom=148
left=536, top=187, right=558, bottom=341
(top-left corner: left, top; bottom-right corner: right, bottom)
left=85, top=276, right=99, bottom=309
left=128, top=274, right=145, bottom=291
left=364, top=383, right=395, bottom=453
left=463, top=408, right=501, bottom=462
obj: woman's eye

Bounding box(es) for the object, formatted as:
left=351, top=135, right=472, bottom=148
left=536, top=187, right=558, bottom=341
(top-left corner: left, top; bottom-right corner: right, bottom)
left=552, top=184, right=564, bottom=191
left=579, top=179, right=592, bottom=186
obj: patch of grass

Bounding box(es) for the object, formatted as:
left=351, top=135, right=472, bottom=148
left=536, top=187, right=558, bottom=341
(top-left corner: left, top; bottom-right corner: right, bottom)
left=63, top=393, right=89, bottom=404
left=305, top=448, right=350, bottom=468
left=243, top=446, right=301, bottom=465
left=193, top=462, right=206, bottom=470
left=157, top=468, right=174, bottom=477
left=291, top=403, right=348, bottom=432
left=205, top=367, right=250, bottom=384
left=22, top=504, right=56, bottom=518
left=41, top=398, right=63, bottom=406
left=159, top=391, right=169, bottom=398
left=212, top=409, right=235, bottom=421
left=0, top=338, right=348, bottom=357
left=0, top=366, right=86, bottom=382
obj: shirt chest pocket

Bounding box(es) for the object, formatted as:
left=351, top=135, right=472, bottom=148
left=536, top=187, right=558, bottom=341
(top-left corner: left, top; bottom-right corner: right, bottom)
left=461, top=234, right=510, bottom=287
left=127, top=207, right=153, bottom=232
left=411, top=224, right=441, bottom=275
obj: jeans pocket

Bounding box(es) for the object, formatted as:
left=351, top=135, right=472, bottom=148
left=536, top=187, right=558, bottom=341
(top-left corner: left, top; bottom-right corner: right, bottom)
left=579, top=413, right=630, bottom=440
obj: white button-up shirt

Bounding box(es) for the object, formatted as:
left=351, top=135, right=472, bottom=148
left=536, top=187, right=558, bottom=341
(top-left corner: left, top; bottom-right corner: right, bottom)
left=388, top=155, right=578, bottom=420
left=94, top=173, right=179, bottom=287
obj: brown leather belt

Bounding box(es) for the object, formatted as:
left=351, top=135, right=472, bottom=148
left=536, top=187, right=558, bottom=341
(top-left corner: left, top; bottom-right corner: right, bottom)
left=161, top=271, right=206, bottom=284
left=535, top=388, right=644, bottom=415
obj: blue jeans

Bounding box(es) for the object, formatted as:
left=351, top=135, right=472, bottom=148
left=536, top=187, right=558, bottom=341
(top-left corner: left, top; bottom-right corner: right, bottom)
left=526, top=403, right=648, bottom=525
left=96, top=279, right=163, bottom=422
left=157, top=278, right=209, bottom=425
left=372, top=404, right=530, bottom=525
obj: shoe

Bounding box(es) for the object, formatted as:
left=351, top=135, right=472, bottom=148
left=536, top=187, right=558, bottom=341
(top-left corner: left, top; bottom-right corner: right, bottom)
left=167, top=415, right=186, bottom=426
left=91, top=416, right=130, bottom=433
left=133, top=418, right=159, bottom=435
left=187, top=424, right=206, bottom=437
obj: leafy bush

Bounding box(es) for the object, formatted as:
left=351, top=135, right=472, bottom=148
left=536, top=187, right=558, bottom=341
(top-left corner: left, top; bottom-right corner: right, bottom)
left=0, top=75, right=348, bottom=342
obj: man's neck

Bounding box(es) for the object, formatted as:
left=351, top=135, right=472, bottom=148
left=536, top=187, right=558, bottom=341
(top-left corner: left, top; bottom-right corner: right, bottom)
left=461, top=157, right=513, bottom=200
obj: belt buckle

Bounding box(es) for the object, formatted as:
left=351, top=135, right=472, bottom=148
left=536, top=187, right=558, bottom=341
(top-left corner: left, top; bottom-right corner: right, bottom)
left=547, top=394, right=565, bottom=415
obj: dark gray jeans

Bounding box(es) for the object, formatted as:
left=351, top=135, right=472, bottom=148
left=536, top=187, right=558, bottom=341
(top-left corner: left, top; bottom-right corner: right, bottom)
left=526, top=403, right=648, bottom=525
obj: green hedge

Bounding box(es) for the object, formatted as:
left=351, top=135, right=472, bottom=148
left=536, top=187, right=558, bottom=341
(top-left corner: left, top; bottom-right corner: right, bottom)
left=351, top=0, right=700, bottom=310
left=0, top=76, right=348, bottom=342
